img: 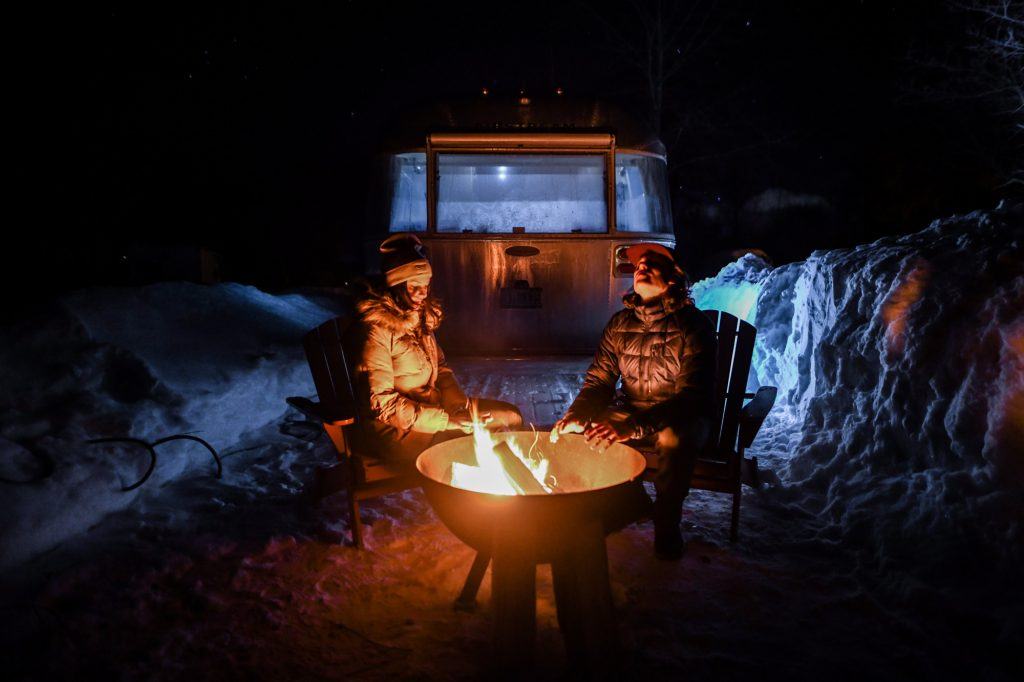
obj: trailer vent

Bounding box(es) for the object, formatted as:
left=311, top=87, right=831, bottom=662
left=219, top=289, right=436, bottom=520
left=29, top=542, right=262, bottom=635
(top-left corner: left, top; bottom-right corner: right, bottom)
left=500, top=280, right=542, bottom=309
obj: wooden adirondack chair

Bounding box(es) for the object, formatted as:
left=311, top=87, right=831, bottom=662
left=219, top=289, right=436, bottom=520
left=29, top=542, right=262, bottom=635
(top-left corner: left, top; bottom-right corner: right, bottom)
left=286, top=316, right=418, bottom=548
left=639, top=309, right=777, bottom=542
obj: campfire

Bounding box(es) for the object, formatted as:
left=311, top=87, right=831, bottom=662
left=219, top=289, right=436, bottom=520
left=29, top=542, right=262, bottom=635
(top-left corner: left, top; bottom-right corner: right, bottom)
left=426, top=407, right=645, bottom=501
left=448, top=421, right=554, bottom=496
left=416, top=419, right=646, bottom=672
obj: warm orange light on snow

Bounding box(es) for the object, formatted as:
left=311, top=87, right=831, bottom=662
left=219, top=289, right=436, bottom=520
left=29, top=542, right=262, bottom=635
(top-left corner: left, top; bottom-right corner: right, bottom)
left=999, top=323, right=1024, bottom=482
left=882, top=259, right=931, bottom=357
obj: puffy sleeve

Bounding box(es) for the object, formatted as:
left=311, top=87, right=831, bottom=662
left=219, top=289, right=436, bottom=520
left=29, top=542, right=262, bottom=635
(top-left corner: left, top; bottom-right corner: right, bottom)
left=357, top=326, right=449, bottom=433
left=564, top=316, right=620, bottom=421
left=433, top=337, right=469, bottom=414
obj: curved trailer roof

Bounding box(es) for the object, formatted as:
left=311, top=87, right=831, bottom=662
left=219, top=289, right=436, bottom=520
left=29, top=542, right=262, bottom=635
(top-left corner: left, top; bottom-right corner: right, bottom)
left=380, top=96, right=665, bottom=156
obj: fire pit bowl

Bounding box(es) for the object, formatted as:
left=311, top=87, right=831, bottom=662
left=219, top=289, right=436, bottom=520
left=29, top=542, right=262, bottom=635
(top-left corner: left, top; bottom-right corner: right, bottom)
left=416, top=431, right=646, bottom=561
left=417, top=431, right=645, bottom=671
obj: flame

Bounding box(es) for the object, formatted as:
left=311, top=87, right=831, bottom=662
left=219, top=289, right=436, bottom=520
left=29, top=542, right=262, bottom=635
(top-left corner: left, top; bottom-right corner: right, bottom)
left=449, top=406, right=554, bottom=495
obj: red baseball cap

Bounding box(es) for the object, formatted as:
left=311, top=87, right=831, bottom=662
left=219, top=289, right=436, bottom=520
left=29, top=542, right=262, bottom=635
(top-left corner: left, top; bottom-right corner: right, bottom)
left=623, top=243, right=676, bottom=266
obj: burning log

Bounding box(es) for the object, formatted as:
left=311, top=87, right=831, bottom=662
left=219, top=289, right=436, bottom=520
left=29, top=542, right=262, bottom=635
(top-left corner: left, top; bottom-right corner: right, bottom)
left=492, top=441, right=548, bottom=495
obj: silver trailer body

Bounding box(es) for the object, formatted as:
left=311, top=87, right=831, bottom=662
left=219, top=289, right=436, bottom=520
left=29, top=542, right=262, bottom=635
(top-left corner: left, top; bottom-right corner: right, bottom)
left=427, top=235, right=673, bottom=354
left=375, top=99, right=675, bottom=355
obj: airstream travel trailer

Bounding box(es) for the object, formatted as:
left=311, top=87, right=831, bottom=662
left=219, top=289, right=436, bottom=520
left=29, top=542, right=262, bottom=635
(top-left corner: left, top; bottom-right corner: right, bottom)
left=376, top=97, right=674, bottom=354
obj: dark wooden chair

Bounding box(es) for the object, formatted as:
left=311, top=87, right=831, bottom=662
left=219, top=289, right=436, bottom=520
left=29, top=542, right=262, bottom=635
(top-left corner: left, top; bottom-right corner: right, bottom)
left=286, top=316, right=419, bottom=548
left=638, top=309, right=777, bottom=542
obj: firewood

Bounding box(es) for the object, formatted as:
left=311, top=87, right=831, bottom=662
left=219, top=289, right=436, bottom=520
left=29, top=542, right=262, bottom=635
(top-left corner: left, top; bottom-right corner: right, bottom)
left=493, top=441, right=549, bottom=495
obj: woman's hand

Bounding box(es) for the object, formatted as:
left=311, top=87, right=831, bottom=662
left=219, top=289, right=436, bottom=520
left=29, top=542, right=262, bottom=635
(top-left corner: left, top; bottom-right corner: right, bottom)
left=414, top=405, right=451, bottom=433
left=448, top=407, right=492, bottom=434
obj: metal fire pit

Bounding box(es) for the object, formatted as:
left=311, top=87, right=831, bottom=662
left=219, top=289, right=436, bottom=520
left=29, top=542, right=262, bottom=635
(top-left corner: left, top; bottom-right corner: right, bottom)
left=416, top=432, right=646, bottom=671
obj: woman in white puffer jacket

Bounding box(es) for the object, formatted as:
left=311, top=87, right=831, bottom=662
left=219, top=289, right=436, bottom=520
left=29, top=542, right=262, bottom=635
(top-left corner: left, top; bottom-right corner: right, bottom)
left=350, top=234, right=523, bottom=462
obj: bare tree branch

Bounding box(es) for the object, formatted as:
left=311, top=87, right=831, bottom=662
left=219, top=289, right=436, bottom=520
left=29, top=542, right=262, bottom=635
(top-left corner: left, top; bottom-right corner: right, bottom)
left=905, top=0, right=1024, bottom=184
left=580, top=0, right=724, bottom=135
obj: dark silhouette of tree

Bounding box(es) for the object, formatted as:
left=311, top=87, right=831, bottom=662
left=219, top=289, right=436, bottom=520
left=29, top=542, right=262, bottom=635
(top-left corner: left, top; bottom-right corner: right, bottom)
left=585, top=0, right=722, bottom=138
left=907, top=0, right=1024, bottom=186
left=959, top=0, right=1024, bottom=184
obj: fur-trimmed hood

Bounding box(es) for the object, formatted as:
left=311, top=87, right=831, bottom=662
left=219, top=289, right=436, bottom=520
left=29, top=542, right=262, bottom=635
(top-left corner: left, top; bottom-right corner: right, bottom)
left=356, top=288, right=443, bottom=337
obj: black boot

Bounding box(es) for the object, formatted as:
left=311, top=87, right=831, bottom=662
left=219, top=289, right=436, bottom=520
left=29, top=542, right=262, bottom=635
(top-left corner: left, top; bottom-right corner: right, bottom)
left=654, top=523, right=685, bottom=560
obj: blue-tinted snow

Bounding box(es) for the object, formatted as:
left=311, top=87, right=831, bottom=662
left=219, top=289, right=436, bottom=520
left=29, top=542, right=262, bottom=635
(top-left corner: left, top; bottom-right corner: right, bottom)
left=693, top=208, right=1023, bottom=598
left=0, top=284, right=340, bottom=569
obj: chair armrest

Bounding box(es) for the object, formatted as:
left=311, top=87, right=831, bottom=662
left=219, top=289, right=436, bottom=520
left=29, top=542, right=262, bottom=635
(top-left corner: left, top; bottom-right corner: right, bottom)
left=738, top=386, right=777, bottom=449
left=286, top=396, right=357, bottom=426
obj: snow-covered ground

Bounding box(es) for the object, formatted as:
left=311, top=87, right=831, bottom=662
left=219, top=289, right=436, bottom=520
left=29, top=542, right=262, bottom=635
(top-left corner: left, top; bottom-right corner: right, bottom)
left=1, top=208, right=1022, bottom=679
left=0, top=283, right=343, bottom=571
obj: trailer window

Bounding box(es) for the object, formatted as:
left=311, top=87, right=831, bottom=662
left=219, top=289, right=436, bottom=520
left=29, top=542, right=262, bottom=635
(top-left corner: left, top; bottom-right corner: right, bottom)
left=437, top=154, right=606, bottom=233
left=388, top=153, right=427, bottom=232
left=615, top=154, right=673, bottom=233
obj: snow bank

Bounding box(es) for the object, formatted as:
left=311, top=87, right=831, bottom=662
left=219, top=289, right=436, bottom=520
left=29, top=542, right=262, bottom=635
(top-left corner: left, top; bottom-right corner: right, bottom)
left=0, top=283, right=339, bottom=570
left=692, top=253, right=771, bottom=329
left=694, top=207, right=1024, bottom=593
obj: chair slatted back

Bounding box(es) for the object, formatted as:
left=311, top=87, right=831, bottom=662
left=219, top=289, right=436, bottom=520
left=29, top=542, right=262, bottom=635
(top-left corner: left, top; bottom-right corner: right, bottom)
left=301, top=317, right=358, bottom=419
left=703, top=310, right=757, bottom=461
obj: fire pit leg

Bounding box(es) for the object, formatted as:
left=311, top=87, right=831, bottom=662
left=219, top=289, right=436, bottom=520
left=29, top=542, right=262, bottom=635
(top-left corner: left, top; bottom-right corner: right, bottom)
left=491, top=526, right=537, bottom=671
left=551, top=519, right=618, bottom=676
left=454, top=549, right=491, bottom=612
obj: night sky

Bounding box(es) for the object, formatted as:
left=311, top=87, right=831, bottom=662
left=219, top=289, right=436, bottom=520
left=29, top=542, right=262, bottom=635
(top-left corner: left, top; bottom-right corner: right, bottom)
left=18, top=1, right=1012, bottom=299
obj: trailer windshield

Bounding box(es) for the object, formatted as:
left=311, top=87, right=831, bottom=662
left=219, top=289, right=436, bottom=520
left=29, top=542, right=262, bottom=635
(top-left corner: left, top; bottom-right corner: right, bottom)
left=436, top=154, right=607, bottom=233
left=615, top=154, right=673, bottom=234
left=387, top=153, right=428, bottom=232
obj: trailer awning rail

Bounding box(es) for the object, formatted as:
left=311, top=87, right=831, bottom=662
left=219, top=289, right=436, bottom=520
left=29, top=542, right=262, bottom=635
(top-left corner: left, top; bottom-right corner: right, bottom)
left=428, top=132, right=613, bottom=151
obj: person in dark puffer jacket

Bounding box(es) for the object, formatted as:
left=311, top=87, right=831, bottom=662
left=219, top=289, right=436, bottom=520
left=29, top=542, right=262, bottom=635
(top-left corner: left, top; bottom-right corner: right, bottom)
left=553, top=243, right=717, bottom=559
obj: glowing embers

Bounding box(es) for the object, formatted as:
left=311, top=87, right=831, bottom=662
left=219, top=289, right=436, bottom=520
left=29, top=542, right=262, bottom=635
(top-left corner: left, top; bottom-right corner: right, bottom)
left=449, top=422, right=556, bottom=495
